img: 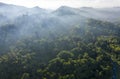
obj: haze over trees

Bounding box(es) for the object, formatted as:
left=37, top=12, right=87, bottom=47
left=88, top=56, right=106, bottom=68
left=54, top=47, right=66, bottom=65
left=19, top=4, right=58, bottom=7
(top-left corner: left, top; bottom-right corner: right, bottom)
left=0, top=2, right=120, bottom=79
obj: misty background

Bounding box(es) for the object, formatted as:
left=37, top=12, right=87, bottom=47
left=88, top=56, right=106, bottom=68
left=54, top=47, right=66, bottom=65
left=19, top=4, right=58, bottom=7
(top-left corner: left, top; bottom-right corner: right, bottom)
left=0, top=0, right=120, bottom=9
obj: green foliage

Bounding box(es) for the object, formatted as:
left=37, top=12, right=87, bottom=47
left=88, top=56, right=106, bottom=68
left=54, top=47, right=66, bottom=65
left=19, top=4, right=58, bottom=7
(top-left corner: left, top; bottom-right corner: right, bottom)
left=21, top=73, right=30, bottom=79
left=0, top=19, right=120, bottom=79
left=57, top=51, right=74, bottom=60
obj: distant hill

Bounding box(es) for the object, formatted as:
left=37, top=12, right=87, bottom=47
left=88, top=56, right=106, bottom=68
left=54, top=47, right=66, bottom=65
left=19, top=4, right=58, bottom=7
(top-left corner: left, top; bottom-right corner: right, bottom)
left=0, top=2, right=120, bottom=23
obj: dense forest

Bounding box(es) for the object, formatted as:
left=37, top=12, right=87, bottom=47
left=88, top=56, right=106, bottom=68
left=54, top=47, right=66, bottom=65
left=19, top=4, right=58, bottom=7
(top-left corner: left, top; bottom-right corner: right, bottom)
left=0, top=2, right=120, bottom=79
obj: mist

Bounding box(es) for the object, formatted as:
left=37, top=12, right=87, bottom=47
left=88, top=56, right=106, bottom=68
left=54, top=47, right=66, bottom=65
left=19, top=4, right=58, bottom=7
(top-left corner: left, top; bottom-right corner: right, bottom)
left=0, top=3, right=120, bottom=39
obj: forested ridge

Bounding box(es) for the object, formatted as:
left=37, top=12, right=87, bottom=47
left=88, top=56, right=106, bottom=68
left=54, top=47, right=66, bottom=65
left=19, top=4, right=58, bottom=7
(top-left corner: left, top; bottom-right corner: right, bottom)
left=0, top=3, right=120, bottom=79
left=0, top=19, right=120, bottom=79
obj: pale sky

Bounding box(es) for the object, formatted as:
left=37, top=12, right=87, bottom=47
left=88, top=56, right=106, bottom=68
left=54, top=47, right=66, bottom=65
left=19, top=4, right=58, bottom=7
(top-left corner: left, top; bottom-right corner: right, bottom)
left=0, top=0, right=120, bottom=9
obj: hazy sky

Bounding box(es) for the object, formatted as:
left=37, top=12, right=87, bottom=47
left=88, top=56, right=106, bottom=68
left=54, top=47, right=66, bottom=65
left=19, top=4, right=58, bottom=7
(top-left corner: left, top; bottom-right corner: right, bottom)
left=0, top=0, right=120, bottom=9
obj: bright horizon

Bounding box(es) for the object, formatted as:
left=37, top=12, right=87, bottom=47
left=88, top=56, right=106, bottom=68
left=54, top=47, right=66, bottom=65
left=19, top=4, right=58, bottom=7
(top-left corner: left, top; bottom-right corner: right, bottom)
left=0, top=0, right=120, bottom=9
